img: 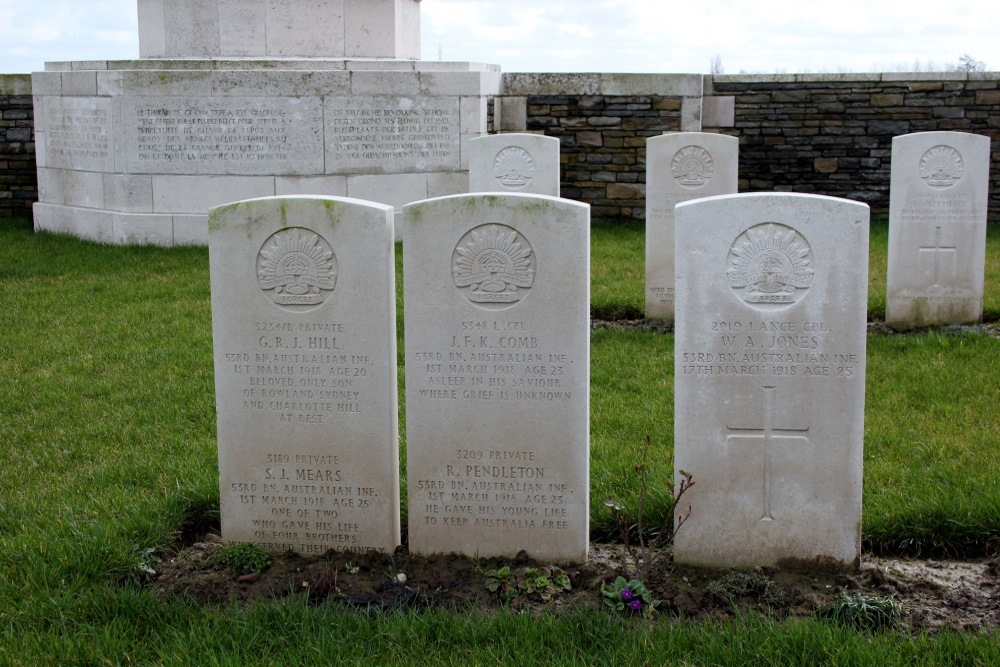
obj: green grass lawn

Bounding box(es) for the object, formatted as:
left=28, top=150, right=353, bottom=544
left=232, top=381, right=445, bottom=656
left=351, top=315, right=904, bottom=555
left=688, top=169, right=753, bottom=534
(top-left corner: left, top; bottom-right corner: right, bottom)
left=591, top=218, right=1000, bottom=323
left=1, top=216, right=997, bottom=663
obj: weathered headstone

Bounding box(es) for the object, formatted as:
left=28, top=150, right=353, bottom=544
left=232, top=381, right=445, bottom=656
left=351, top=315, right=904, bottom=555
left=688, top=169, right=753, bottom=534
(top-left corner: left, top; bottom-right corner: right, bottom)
left=468, top=133, right=561, bottom=196
left=402, top=193, right=590, bottom=562
left=674, top=193, right=869, bottom=570
left=645, top=132, right=738, bottom=324
left=886, top=131, right=990, bottom=329
left=209, top=196, right=399, bottom=556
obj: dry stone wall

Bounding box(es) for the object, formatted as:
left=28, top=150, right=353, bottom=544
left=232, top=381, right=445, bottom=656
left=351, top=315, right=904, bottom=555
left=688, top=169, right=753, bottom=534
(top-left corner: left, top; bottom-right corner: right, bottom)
left=498, top=74, right=703, bottom=219
left=497, top=72, right=998, bottom=222
left=704, top=73, right=1000, bottom=221
left=0, top=76, right=36, bottom=217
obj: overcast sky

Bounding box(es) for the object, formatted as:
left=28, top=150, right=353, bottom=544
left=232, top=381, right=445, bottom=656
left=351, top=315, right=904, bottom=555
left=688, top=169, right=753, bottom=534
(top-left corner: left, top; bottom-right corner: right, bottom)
left=0, top=0, right=995, bottom=75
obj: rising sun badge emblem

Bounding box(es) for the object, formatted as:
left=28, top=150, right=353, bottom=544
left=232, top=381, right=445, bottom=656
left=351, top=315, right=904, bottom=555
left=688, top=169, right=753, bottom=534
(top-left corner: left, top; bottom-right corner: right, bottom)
left=919, top=145, right=964, bottom=189
left=671, top=145, right=714, bottom=188
left=452, top=224, right=534, bottom=308
left=493, top=147, right=535, bottom=190
left=257, top=228, right=338, bottom=309
left=727, top=223, right=814, bottom=309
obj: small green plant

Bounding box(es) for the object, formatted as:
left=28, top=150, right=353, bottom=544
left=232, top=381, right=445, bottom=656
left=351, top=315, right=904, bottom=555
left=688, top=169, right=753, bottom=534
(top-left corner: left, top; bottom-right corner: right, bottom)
left=705, top=571, right=787, bottom=608
left=218, top=542, right=272, bottom=575
left=120, top=545, right=161, bottom=583
left=602, top=576, right=660, bottom=619
left=815, top=592, right=902, bottom=631
left=604, top=435, right=694, bottom=581
left=485, top=565, right=571, bottom=602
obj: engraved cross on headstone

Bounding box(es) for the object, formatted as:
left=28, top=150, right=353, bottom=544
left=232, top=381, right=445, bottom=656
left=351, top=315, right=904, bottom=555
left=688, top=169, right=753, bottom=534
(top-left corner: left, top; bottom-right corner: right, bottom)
left=918, top=225, right=957, bottom=287
left=726, top=385, right=810, bottom=521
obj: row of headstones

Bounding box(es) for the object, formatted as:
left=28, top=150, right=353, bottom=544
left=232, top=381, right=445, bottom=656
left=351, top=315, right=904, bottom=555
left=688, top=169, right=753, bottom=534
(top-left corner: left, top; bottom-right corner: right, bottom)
left=211, top=193, right=590, bottom=563
left=646, top=130, right=991, bottom=330
left=209, top=186, right=872, bottom=570
left=471, top=130, right=991, bottom=331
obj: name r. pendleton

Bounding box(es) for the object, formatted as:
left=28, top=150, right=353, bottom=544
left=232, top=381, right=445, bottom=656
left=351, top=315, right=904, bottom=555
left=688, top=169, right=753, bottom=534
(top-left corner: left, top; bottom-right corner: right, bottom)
left=464, top=465, right=545, bottom=479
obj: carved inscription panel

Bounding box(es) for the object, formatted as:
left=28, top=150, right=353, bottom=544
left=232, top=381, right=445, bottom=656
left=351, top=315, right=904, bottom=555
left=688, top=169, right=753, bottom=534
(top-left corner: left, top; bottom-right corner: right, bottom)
left=677, top=319, right=860, bottom=380
left=407, top=317, right=584, bottom=549
left=224, top=451, right=384, bottom=555
left=123, top=96, right=324, bottom=175
left=218, top=320, right=389, bottom=555
left=44, top=97, right=114, bottom=172
left=326, top=97, right=460, bottom=173
left=221, top=321, right=372, bottom=425
left=410, top=448, right=576, bottom=536
left=898, top=192, right=981, bottom=224
left=410, top=319, right=578, bottom=412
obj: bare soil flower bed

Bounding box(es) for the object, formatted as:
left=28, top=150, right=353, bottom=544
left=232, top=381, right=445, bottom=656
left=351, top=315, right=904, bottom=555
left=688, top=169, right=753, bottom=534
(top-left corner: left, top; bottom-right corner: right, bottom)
left=150, top=536, right=998, bottom=633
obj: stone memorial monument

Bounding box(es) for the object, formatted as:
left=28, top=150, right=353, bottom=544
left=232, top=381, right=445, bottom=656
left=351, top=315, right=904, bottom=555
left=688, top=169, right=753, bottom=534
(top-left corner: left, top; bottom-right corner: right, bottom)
left=468, top=133, right=561, bottom=196
left=645, top=132, right=738, bottom=324
left=138, top=0, right=422, bottom=59
left=209, top=195, right=399, bottom=555
left=33, top=0, right=499, bottom=245
left=402, top=193, right=590, bottom=562
left=674, top=193, right=869, bottom=570
left=886, top=131, right=990, bottom=329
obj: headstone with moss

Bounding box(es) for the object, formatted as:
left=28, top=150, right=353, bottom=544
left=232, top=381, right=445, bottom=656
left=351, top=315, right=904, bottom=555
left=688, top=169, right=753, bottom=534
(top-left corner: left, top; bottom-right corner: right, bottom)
left=209, top=195, right=400, bottom=556
left=401, top=193, right=590, bottom=562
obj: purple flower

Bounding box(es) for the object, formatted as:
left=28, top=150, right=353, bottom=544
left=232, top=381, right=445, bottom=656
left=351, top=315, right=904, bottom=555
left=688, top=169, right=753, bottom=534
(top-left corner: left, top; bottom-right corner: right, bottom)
left=629, top=599, right=643, bottom=611
left=620, top=588, right=634, bottom=601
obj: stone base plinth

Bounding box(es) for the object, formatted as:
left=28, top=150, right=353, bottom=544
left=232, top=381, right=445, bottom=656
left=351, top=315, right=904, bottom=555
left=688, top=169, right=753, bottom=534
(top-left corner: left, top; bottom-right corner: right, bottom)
left=33, top=58, right=499, bottom=245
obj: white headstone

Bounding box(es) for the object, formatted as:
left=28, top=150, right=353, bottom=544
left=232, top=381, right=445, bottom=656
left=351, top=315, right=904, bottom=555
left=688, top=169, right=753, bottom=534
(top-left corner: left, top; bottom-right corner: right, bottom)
left=674, top=193, right=869, bottom=570
left=645, top=132, right=739, bottom=324
left=209, top=196, right=400, bottom=556
left=468, top=134, right=561, bottom=197
left=886, top=131, right=990, bottom=329
left=402, top=193, right=590, bottom=562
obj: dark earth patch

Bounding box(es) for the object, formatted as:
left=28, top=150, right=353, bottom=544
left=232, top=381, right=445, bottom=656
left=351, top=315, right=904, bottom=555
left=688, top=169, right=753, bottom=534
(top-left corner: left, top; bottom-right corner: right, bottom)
left=149, top=536, right=998, bottom=633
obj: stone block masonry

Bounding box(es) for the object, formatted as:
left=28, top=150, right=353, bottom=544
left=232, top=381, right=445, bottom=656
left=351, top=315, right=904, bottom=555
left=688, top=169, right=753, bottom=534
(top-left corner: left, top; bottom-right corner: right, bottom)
left=0, top=75, right=36, bottom=217
left=529, top=95, right=676, bottom=219
left=497, top=74, right=703, bottom=220
left=705, top=73, right=1000, bottom=221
